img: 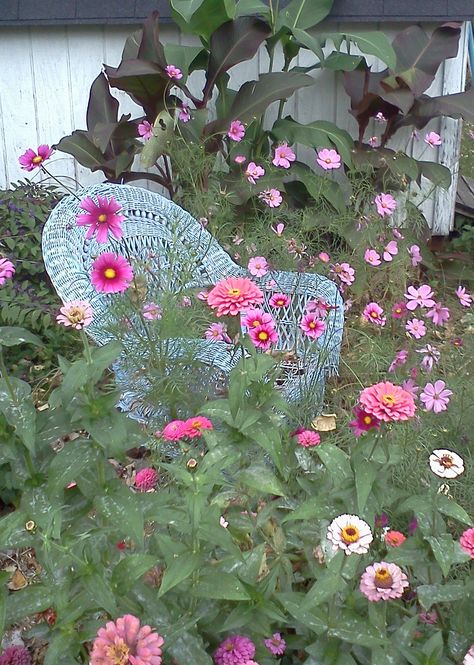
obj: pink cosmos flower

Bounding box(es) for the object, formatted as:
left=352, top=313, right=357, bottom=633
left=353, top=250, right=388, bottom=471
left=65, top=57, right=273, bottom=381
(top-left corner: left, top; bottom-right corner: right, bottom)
left=416, top=344, right=440, bottom=372
left=134, top=467, right=158, bottom=491
left=383, top=240, right=398, bottom=262
left=205, top=322, right=230, bottom=342
left=368, top=136, right=379, bottom=147
left=0, top=646, right=31, bottom=665
left=269, top=293, right=290, bottom=308
left=306, top=298, right=332, bottom=318
left=183, top=416, right=213, bottom=438
left=359, top=381, right=416, bottom=422
left=57, top=300, right=93, bottom=330
left=408, top=244, right=422, bottom=267
left=197, top=291, right=209, bottom=301
left=318, top=252, right=331, bottom=263
left=424, top=131, right=442, bottom=147
left=375, top=112, right=387, bottom=122
left=264, top=633, right=286, bottom=656
left=162, top=420, right=187, bottom=441
left=241, top=308, right=273, bottom=329
left=259, top=188, right=282, bottom=208
left=90, top=614, right=164, bottom=665
left=393, top=229, right=404, bottom=239
left=425, top=302, right=450, bottom=326
left=178, top=102, right=191, bottom=122
left=138, top=120, right=153, bottom=140
left=316, top=148, right=341, bottom=170
left=271, top=222, right=285, bottom=236
left=384, top=530, right=406, bottom=547
left=459, top=528, right=474, bottom=559
left=300, top=313, right=326, bottom=340
left=374, top=193, right=397, bottom=217
left=0, top=258, right=15, bottom=285
left=214, top=635, right=256, bottom=665
left=419, top=611, right=438, bottom=625
left=76, top=195, right=125, bottom=243
left=404, top=284, right=435, bottom=311
left=91, top=253, right=133, bottom=293
left=359, top=562, right=409, bottom=602
left=234, top=155, right=246, bottom=164
left=401, top=378, right=420, bottom=399
left=391, top=302, right=407, bottom=319
left=297, top=430, right=321, bottom=447
left=388, top=349, right=408, bottom=373
left=363, top=302, right=386, bottom=326
left=18, top=144, right=53, bottom=171
left=227, top=120, right=245, bottom=142
left=245, top=162, right=265, bottom=184
left=463, top=645, right=474, bottom=665
left=420, top=380, right=452, bottom=413
left=248, top=323, right=278, bottom=350
left=248, top=256, right=269, bottom=277
left=207, top=277, right=264, bottom=317
left=165, top=64, right=183, bottom=80
left=330, top=262, right=355, bottom=286
left=405, top=318, right=426, bottom=339
left=348, top=406, right=380, bottom=437
left=456, top=285, right=472, bottom=307
left=364, top=249, right=381, bottom=266
left=143, top=303, right=162, bottom=320
left=272, top=143, right=296, bottom=168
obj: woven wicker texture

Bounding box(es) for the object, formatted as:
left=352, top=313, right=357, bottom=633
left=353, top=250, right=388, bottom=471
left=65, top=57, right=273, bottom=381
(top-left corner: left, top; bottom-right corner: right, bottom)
left=42, top=183, right=344, bottom=421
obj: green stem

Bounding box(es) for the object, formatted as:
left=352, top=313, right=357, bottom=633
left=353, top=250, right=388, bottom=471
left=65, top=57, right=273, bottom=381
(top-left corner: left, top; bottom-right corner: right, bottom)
left=40, top=165, right=80, bottom=198
left=0, top=349, right=17, bottom=403
left=81, top=331, right=93, bottom=365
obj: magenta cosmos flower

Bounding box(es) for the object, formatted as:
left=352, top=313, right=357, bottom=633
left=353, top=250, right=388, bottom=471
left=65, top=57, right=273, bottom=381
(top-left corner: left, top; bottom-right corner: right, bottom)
left=91, top=253, right=134, bottom=294
left=359, top=562, right=409, bottom=602
left=330, top=262, right=355, bottom=286
left=0, top=258, right=15, bottom=285
left=259, top=188, right=282, bottom=208
left=227, top=120, right=245, bottom=142
left=306, top=298, right=332, bottom=318
left=460, top=528, right=474, bottom=559
left=245, top=162, right=265, bottom=184
left=241, top=309, right=273, bottom=329
left=404, top=284, right=435, bottom=310
left=424, top=131, right=442, bottom=147
left=248, top=256, right=269, bottom=277
left=391, top=302, right=407, bottom=319
left=207, top=277, right=264, bottom=317
left=205, top=322, right=230, bottom=342
left=296, top=430, right=321, bottom=447
left=364, top=249, right=381, bottom=266
left=178, top=102, right=191, bottom=122
left=374, top=193, right=397, bottom=217
left=408, top=244, right=422, bottom=267
left=214, top=635, right=256, bottom=665
left=425, top=302, right=450, bottom=326
left=264, top=633, right=286, bottom=656
left=269, top=293, right=290, bottom=308
left=18, top=144, right=53, bottom=171
left=134, top=467, right=158, bottom=491
left=138, top=120, right=153, bottom=140
left=405, top=318, right=426, bottom=339
left=348, top=406, right=380, bottom=437
left=456, top=285, right=472, bottom=307
left=249, top=322, right=278, bottom=350
left=300, top=313, right=325, bottom=340
left=316, top=148, right=341, bottom=170
left=388, top=349, right=408, bottom=374
left=272, top=143, right=295, bottom=168
left=359, top=381, right=416, bottom=422
left=0, top=645, right=31, bottom=665
left=420, top=380, right=452, bottom=413
left=90, top=614, right=164, bottom=665
left=363, top=302, right=386, bottom=326
left=165, top=64, right=182, bottom=79
left=76, top=195, right=125, bottom=243
left=56, top=300, right=93, bottom=330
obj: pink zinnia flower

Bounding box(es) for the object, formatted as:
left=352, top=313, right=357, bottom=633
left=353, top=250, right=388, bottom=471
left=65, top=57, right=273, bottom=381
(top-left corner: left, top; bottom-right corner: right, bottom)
left=272, top=143, right=295, bottom=168
left=425, top=302, right=450, bottom=326
left=214, top=635, right=256, bottom=665
left=404, top=284, right=435, bottom=311
left=420, top=380, right=452, bottom=413
left=0, top=258, right=15, bottom=285
left=374, top=193, right=397, bottom=217
left=359, top=381, right=416, bottom=422
left=0, top=646, right=31, bottom=665
left=264, top=633, right=286, bottom=656
left=90, top=614, right=164, bottom=665
left=405, top=318, right=426, bottom=339
left=207, top=277, right=264, bottom=317
left=227, top=120, right=245, bottom=142
left=318, top=252, right=331, bottom=263
left=205, top=322, right=230, bottom=342
left=456, top=285, right=472, bottom=307
left=348, top=406, right=381, bottom=437
left=165, top=64, right=183, bottom=80
left=269, top=293, right=290, bottom=308
left=76, top=195, right=125, bottom=243
left=316, top=148, right=341, bottom=170
left=91, top=253, right=133, bottom=293
left=383, top=240, right=398, bottom=262
left=359, top=562, right=409, bottom=602
left=56, top=300, right=93, bottom=330
left=424, top=131, right=442, bottom=147
left=364, top=249, right=381, bottom=266
left=259, top=188, right=282, bottom=208
left=248, top=256, right=269, bottom=277
left=384, top=530, right=406, bottom=547
left=241, top=308, right=273, bottom=329
left=459, top=528, right=474, bottom=559
left=245, top=162, right=265, bottom=184
left=297, top=430, right=321, bottom=447
left=271, top=222, right=285, bottom=236
left=178, top=102, right=191, bottom=122
left=183, top=416, right=213, bottom=438
left=134, top=467, right=158, bottom=491
left=330, top=262, right=355, bottom=286
left=248, top=323, right=278, bottom=350
left=19, top=144, right=53, bottom=171
left=138, top=120, right=153, bottom=140
left=143, top=303, right=162, bottom=320
left=391, top=302, right=407, bottom=319
left=408, top=244, right=422, bottom=267
left=300, top=313, right=326, bottom=340
left=388, top=349, right=408, bottom=373
left=162, top=420, right=187, bottom=441
left=363, top=302, right=386, bottom=326
left=416, top=344, right=440, bottom=372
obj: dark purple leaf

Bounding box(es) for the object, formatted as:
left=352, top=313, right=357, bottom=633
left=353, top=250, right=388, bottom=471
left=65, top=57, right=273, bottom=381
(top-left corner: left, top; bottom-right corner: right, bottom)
left=104, top=60, right=168, bottom=118
left=54, top=131, right=110, bottom=174
left=86, top=73, right=119, bottom=133
left=137, top=11, right=166, bottom=67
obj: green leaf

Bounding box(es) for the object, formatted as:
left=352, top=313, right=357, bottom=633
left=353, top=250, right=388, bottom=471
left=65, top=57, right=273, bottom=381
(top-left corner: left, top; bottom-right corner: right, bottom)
left=283, top=496, right=334, bottom=522
left=95, top=484, right=144, bottom=547
left=7, top=585, right=53, bottom=626
left=112, top=555, right=160, bottom=594
left=235, top=0, right=268, bottom=17
left=55, top=130, right=106, bottom=171
left=170, top=0, right=207, bottom=22
left=0, top=377, right=36, bottom=453
left=419, top=161, right=452, bottom=190
left=163, top=43, right=204, bottom=77
left=436, top=494, right=473, bottom=526
left=82, top=572, right=118, bottom=615
left=0, top=327, right=42, bottom=347
left=354, top=459, right=377, bottom=513
left=417, top=583, right=466, bottom=611
left=168, top=631, right=213, bottom=665
left=192, top=572, right=250, bottom=600
left=301, top=568, right=346, bottom=609
left=172, top=0, right=236, bottom=41
left=43, top=632, right=77, bottom=665
left=323, top=52, right=363, bottom=71
left=140, top=110, right=175, bottom=168
left=272, top=117, right=353, bottom=164
left=328, top=610, right=384, bottom=647
left=0, top=574, right=6, bottom=641
left=47, top=440, right=98, bottom=493
left=158, top=553, right=201, bottom=596
left=426, top=535, right=457, bottom=577
left=292, top=28, right=325, bottom=61
left=341, top=31, right=396, bottom=69
left=298, top=170, right=346, bottom=213
left=316, top=444, right=352, bottom=480
left=276, top=0, right=333, bottom=31
left=237, top=465, right=286, bottom=496
left=388, top=154, right=419, bottom=181
left=278, top=592, right=327, bottom=633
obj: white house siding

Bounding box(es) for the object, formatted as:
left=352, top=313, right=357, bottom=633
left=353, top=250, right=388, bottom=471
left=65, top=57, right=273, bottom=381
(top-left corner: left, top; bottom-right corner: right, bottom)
left=0, top=22, right=468, bottom=233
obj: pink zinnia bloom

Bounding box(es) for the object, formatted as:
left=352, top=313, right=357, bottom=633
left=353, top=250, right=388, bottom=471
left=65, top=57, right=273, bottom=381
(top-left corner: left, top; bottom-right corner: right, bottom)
left=401, top=378, right=420, bottom=399
left=404, top=284, right=435, bottom=310
left=197, top=290, right=209, bottom=301
left=375, top=112, right=386, bottom=122
left=408, top=244, right=422, bottom=267
left=245, top=162, right=265, bottom=184
left=271, top=222, right=285, bottom=236
left=143, top=302, right=162, bottom=320
left=463, top=645, right=474, bottom=665
left=384, top=530, right=406, bottom=547
left=383, top=240, right=398, bottom=262
left=205, top=322, right=230, bottom=342
left=368, top=136, right=379, bottom=147
left=300, top=313, right=326, bottom=340
left=0, top=258, right=15, bottom=285
left=91, top=253, right=133, bottom=293
left=297, top=430, right=321, bottom=447
left=364, top=249, right=381, bottom=266
left=248, top=323, right=278, bottom=350
left=391, top=302, right=407, bottom=319
left=420, top=380, right=452, bottom=413
left=388, top=349, right=408, bottom=373
left=165, top=64, right=183, bottom=79
left=0, top=646, right=31, bottom=665
left=425, top=302, right=450, bottom=326
left=459, top=528, right=474, bottom=559
left=330, top=262, right=355, bottom=286
left=363, top=302, right=386, bottom=326
left=162, top=420, right=187, bottom=441
left=214, top=635, right=256, bottom=665
left=56, top=300, right=93, bottom=330
left=134, top=467, right=158, bottom=491
left=259, top=188, right=282, bottom=208
left=424, top=131, right=442, bottom=147
left=416, top=344, right=440, bottom=372
left=178, top=103, right=191, bottom=122
left=359, top=562, right=409, bottom=602
left=264, top=633, right=286, bottom=656
left=138, top=120, right=153, bottom=140
left=269, top=293, right=290, bottom=308
left=405, top=318, right=426, bottom=339
left=374, top=193, right=397, bottom=217
left=183, top=416, right=213, bottom=438
left=76, top=195, right=125, bottom=243
left=241, top=308, right=273, bottom=329
left=207, top=277, right=264, bottom=317
left=90, top=614, right=164, bottom=665
left=248, top=256, right=269, bottom=277
left=359, top=381, right=416, bottom=422
left=227, top=120, right=245, bottom=142
left=19, top=144, right=53, bottom=171
left=348, top=406, right=381, bottom=437
left=456, top=285, right=472, bottom=307
left=272, top=143, right=295, bottom=168
left=316, top=148, right=341, bottom=170
left=318, top=251, right=331, bottom=263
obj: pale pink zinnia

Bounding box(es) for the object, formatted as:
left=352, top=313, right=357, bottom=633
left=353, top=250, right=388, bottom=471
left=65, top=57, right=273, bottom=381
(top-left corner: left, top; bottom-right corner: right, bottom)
left=296, top=430, right=321, bottom=447
left=316, top=148, right=341, bottom=170
left=57, top=300, right=93, bottom=330
left=363, top=302, right=386, bottom=326
left=364, top=249, right=381, bottom=266
left=359, top=381, right=416, bottom=422
left=264, top=633, right=286, bottom=656
left=405, top=318, right=426, bottom=339
left=214, top=635, right=256, bottom=665
left=456, top=285, right=472, bottom=307
left=424, top=131, right=442, bottom=147
left=300, top=313, right=325, bottom=340
left=405, top=284, right=435, bottom=311
left=165, top=64, right=183, bottom=80
left=207, top=277, right=264, bottom=317
left=138, top=120, right=153, bottom=140
left=248, top=256, right=269, bottom=277
left=76, top=195, right=125, bottom=243
left=0, top=258, right=15, bottom=285
left=272, top=222, right=285, bottom=236
left=90, top=614, right=164, bottom=665
left=91, top=253, right=133, bottom=293
left=248, top=323, right=278, bottom=350
left=374, top=193, right=397, bottom=217
left=463, top=645, right=474, bottom=665
left=227, top=120, right=245, bottom=142
left=259, top=188, right=282, bottom=208
left=420, top=380, right=452, bottom=413
left=245, top=162, right=265, bottom=184
left=272, top=143, right=295, bottom=168
left=134, top=467, right=158, bottom=492
left=459, top=528, right=474, bottom=559
left=19, top=144, right=53, bottom=171
left=161, top=420, right=187, bottom=441
left=269, top=293, right=290, bottom=308
left=234, top=154, right=246, bottom=164
left=318, top=251, right=331, bottom=263
left=327, top=514, right=373, bottom=555
left=359, top=562, right=409, bottom=602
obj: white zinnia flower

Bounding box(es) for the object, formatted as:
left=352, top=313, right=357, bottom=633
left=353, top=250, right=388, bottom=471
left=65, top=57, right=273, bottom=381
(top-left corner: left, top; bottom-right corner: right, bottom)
left=463, top=645, right=474, bottom=665
left=429, top=449, right=464, bottom=479
left=327, top=514, right=373, bottom=555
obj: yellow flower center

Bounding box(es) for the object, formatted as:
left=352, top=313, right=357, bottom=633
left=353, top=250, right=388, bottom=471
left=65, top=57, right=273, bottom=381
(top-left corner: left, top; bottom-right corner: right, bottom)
left=32, top=155, right=43, bottom=164
left=325, top=158, right=332, bottom=163
left=395, top=308, right=401, bottom=314
left=258, top=331, right=269, bottom=341
left=382, top=394, right=395, bottom=405
left=309, top=321, right=316, bottom=329
left=98, top=213, right=108, bottom=223
left=66, top=307, right=85, bottom=324
left=363, top=415, right=372, bottom=425
left=104, top=268, right=117, bottom=279
left=228, top=288, right=241, bottom=297
left=106, top=640, right=130, bottom=665
left=341, top=525, right=360, bottom=544
left=374, top=568, right=394, bottom=589
left=277, top=299, right=284, bottom=305
left=440, top=455, right=453, bottom=468
left=370, top=311, right=378, bottom=318
left=252, top=320, right=261, bottom=327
